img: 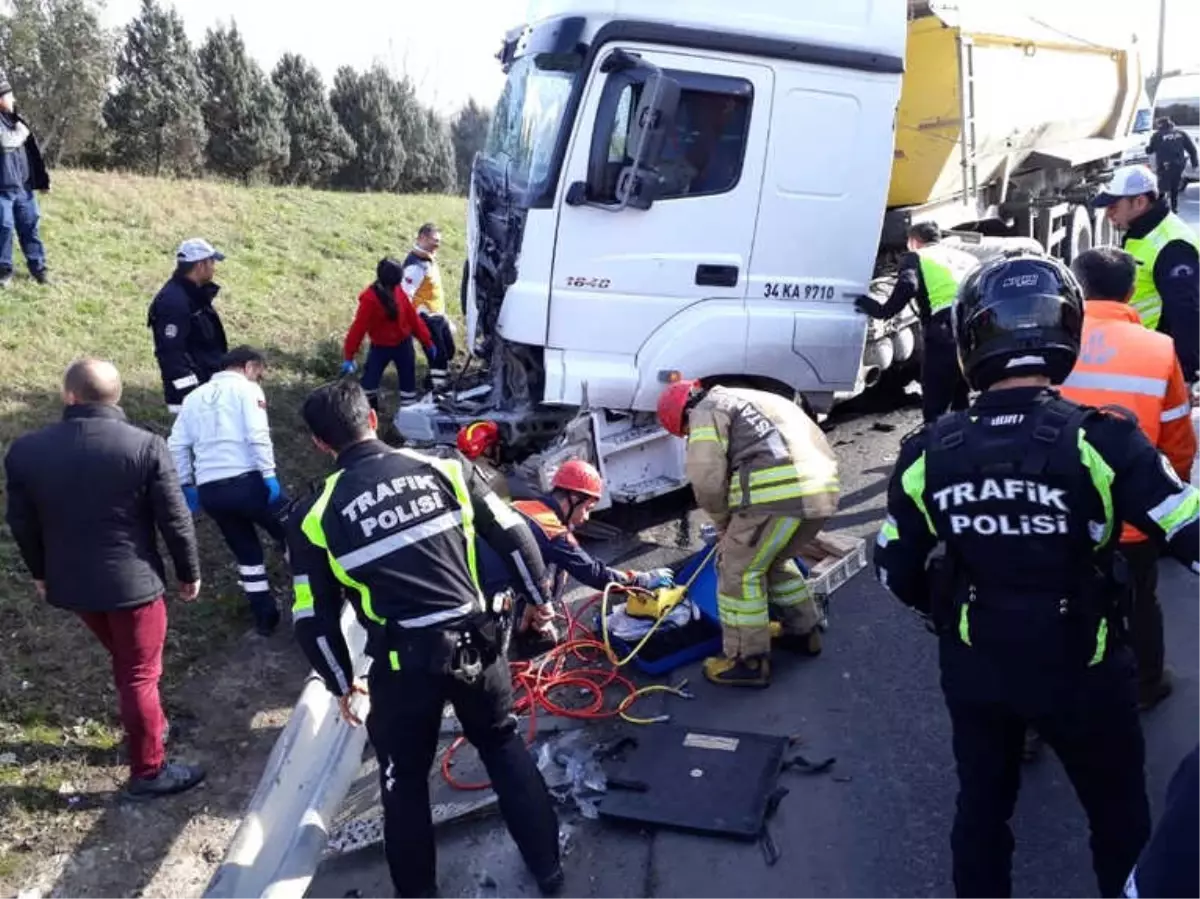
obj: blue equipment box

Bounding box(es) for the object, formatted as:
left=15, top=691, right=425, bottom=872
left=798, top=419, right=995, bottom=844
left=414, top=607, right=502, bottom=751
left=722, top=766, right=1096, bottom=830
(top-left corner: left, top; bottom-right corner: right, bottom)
left=604, top=538, right=813, bottom=677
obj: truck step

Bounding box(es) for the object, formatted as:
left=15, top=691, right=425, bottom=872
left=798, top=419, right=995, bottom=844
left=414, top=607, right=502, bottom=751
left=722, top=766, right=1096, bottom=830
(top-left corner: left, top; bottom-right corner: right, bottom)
left=609, top=475, right=688, bottom=504
left=599, top=423, right=671, bottom=455
left=798, top=532, right=868, bottom=598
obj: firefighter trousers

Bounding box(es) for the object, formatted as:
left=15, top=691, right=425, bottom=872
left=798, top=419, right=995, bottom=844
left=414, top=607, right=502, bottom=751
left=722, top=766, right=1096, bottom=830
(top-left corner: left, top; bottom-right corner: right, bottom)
left=365, top=654, right=561, bottom=898
left=716, top=512, right=826, bottom=659
left=941, top=640, right=1150, bottom=898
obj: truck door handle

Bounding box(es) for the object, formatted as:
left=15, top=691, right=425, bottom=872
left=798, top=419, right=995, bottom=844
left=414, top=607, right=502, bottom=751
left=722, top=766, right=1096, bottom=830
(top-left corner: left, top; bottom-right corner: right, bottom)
left=695, top=264, right=739, bottom=287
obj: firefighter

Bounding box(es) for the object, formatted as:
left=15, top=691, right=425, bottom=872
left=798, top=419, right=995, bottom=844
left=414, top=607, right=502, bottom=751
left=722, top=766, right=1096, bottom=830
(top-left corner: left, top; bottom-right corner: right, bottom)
left=286, top=380, right=563, bottom=899
left=454, top=419, right=536, bottom=501
left=1059, top=246, right=1197, bottom=710
left=488, top=459, right=674, bottom=655
left=168, top=346, right=286, bottom=635
left=872, top=251, right=1200, bottom=898
left=341, top=257, right=436, bottom=412
left=1093, top=164, right=1199, bottom=385
left=656, top=380, right=839, bottom=687
left=854, top=221, right=979, bottom=423
left=148, top=239, right=229, bottom=415
left=1146, top=117, right=1198, bottom=213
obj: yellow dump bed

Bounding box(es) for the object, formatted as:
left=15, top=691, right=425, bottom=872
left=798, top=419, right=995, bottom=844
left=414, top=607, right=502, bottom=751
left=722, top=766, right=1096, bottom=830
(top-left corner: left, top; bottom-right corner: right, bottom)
left=889, top=1, right=1142, bottom=209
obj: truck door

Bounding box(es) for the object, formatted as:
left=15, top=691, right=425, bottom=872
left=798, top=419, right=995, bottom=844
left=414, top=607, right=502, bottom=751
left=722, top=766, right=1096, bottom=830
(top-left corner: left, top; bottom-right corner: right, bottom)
left=547, top=48, right=771, bottom=380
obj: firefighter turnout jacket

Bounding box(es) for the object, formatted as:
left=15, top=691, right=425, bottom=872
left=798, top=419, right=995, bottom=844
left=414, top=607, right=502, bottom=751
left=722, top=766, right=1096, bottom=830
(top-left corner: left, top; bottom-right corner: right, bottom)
left=874, top=388, right=1199, bottom=661
left=687, top=386, right=840, bottom=531
left=287, top=439, right=552, bottom=695
left=1060, top=300, right=1197, bottom=542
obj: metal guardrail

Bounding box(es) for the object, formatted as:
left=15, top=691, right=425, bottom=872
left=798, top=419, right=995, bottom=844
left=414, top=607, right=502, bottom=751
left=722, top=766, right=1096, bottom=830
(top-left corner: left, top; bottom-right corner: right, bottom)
left=203, top=604, right=371, bottom=899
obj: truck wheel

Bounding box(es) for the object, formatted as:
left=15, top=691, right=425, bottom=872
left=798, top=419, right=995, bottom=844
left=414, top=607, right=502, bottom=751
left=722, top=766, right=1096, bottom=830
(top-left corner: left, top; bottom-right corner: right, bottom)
left=1092, top=208, right=1116, bottom=248
left=1063, top=205, right=1093, bottom=265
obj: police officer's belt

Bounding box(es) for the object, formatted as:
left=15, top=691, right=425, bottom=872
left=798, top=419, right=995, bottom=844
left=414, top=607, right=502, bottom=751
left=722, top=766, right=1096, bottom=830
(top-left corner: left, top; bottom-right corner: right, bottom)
left=382, top=613, right=502, bottom=682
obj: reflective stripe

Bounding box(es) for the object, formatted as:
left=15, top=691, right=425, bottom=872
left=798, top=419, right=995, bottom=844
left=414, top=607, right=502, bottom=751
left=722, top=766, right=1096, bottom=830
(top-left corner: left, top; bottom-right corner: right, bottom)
left=484, top=491, right=521, bottom=529
left=507, top=549, right=542, bottom=602
left=689, top=425, right=723, bottom=445
left=167, top=404, right=182, bottom=414
left=389, top=650, right=401, bottom=671
left=1060, top=370, right=1167, bottom=399
left=400, top=449, right=483, bottom=607
left=240, top=581, right=270, bottom=593
left=739, top=518, right=801, bottom=610
left=1078, top=431, right=1116, bottom=548
left=729, top=475, right=840, bottom=507
left=901, top=452, right=936, bottom=535
left=335, top=510, right=464, bottom=571
left=173, top=374, right=200, bottom=390
left=302, top=471, right=383, bottom=624
left=1148, top=487, right=1200, bottom=540
left=317, top=636, right=350, bottom=695
left=396, top=600, right=478, bottom=629
left=717, top=593, right=771, bottom=627
left=1089, top=618, right=1108, bottom=667
left=239, top=564, right=267, bottom=576
left=877, top=515, right=899, bottom=547
left=292, top=575, right=314, bottom=618
left=958, top=603, right=971, bottom=646
left=1161, top=403, right=1192, bottom=423
left=771, top=577, right=811, bottom=608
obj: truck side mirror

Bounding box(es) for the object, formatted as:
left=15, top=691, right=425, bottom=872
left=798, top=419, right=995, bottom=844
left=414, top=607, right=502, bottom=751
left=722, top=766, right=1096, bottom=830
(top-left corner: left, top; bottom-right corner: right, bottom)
left=616, top=70, right=680, bottom=210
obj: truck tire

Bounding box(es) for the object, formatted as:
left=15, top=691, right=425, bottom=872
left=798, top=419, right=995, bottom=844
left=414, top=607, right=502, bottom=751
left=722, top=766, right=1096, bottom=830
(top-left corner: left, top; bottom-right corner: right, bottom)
left=1063, top=205, right=1094, bottom=265
left=1092, top=208, right=1115, bottom=248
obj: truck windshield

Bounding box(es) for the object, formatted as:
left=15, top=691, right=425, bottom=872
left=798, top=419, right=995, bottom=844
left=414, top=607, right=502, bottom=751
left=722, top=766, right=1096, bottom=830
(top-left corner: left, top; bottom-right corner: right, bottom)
left=482, top=53, right=576, bottom=200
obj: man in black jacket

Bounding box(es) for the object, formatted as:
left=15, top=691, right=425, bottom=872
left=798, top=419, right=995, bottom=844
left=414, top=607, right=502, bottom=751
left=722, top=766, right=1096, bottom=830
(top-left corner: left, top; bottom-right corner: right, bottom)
left=4, top=359, right=207, bottom=800
left=0, top=70, right=50, bottom=287
left=149, top=238, right=230, bottom=414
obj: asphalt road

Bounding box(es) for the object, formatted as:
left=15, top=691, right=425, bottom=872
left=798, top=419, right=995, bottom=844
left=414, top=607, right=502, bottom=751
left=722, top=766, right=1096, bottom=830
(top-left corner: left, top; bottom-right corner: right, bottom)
left=309, top=358, right=1198, bottom=898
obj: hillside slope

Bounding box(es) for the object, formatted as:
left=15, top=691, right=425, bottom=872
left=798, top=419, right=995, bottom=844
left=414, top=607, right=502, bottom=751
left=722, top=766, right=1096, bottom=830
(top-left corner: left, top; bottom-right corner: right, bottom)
left=0, top=169, right=466, bottom=895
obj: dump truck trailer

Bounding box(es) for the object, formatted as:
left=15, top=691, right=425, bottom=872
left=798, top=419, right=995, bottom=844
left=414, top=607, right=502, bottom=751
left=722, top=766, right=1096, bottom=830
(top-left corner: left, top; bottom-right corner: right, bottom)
left=396, top=0, right=1145, bottom=509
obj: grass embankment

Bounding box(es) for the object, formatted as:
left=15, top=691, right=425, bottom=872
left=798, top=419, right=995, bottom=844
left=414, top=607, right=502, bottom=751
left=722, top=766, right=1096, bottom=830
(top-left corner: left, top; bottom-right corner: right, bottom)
left=0, top=169, right=466, bottom=893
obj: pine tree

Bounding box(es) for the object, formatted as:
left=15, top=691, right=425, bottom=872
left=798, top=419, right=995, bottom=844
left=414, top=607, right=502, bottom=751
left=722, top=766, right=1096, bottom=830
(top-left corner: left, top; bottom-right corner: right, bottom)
left=102, top=0, right=207, bottom=177
left=449, top=99, right=492, bottom=194
left=0, top=0, right=117, bottom=167
left=422, top=108, right=458, bottom=194
left=330, top=65, right=407, bottom=192
left=197, top=22, right=288, bottom=184
left=271, top=53, right=355, bottom=188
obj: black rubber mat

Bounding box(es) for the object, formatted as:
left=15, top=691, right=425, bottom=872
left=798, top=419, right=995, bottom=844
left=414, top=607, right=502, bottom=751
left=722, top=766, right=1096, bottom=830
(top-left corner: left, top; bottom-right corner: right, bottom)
left=596, top=724, right=789, bottom=840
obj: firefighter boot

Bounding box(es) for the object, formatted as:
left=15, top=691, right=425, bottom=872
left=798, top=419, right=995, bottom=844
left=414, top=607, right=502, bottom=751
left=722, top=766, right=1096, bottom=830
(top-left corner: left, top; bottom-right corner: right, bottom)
left=768, top=621, right=823, bottom=656
left=703, top=654, right=771, bottom=688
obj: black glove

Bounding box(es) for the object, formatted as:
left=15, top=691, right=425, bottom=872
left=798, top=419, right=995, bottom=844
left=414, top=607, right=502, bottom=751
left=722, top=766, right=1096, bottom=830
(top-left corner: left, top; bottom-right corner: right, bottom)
left=853, top=295, right=878, bottom=317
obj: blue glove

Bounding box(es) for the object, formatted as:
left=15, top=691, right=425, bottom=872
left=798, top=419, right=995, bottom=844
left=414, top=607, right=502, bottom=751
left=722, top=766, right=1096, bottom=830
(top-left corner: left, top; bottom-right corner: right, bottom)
left=182, top=485, right=201, bottom=514
left=264, top=476, right=283, bottom=505
left=340, top=360, right=357, bottom=375
left=634, top=568, right=675, bottom=590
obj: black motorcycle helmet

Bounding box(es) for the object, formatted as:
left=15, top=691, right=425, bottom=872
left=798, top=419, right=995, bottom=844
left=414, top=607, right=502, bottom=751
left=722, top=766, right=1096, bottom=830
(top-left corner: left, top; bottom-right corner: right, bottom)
left=952, top=253, right=1084, bottom=391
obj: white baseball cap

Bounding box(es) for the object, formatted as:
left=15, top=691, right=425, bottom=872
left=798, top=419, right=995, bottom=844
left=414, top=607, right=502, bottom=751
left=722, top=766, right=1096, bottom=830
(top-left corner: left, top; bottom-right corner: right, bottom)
left=1092, top=165, right=1159, bottom=207
left=176, top=238, right=226, bottom=263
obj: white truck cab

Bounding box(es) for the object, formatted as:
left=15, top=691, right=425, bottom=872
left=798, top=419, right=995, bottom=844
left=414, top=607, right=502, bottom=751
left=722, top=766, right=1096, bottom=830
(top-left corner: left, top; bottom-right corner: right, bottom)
left=397, top=0, right=1142, bottom=510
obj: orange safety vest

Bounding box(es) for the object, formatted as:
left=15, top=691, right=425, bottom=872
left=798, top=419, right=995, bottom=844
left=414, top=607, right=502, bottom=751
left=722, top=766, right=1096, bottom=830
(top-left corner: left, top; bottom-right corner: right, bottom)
left=1060, top=300, right=1198, bottom=543
left=512, top=499, right=571, bottom=541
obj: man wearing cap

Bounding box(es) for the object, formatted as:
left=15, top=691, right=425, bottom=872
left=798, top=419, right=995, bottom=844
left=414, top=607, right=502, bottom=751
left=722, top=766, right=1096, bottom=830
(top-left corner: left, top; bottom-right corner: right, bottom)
left=0, top=70, right=50, bottom=288
left=148, top=239, right=230, bottom=414
left=1093, top=164, right=1199, bottom=385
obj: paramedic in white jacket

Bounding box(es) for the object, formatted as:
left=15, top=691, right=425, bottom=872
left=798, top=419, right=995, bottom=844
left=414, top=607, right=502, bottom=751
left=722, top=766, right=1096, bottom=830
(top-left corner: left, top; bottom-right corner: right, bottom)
left=168, top=346, right=287, bottom=635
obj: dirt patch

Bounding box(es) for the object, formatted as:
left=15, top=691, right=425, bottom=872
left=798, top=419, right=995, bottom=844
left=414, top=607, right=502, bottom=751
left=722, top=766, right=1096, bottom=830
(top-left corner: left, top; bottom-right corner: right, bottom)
left=1, top=596, right=308, bottom=899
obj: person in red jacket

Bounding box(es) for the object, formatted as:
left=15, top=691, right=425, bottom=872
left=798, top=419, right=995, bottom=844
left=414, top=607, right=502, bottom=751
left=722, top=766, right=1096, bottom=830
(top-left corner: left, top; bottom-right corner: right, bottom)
left=341, top=258, right=434, bottom=410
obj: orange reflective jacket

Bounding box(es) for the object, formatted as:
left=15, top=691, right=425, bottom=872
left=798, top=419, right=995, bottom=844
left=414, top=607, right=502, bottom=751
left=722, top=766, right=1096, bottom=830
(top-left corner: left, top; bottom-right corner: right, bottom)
left=1060, top=300, right=1198, bottom=543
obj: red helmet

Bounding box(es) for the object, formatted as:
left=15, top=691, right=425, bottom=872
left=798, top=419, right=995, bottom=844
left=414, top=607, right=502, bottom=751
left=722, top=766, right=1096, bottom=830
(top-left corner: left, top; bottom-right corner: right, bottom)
left=656, top=378, right=701, bottom=437
left=551, top=459, right=604, bottom=500
left=456, top=420, right=500, bottom=460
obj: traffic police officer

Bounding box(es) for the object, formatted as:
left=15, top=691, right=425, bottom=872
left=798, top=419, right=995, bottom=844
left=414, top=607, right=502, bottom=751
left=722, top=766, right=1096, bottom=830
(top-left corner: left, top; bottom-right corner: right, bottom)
left=286, top=380, right=563, bottom=898
left=855, top=221, right=979, bottom=422
left=168, top=346, right=286, bottom=635
left=873, top=253, right=1200, bottom=898
left=149, top=238, right=230, bottom=414
left=1093, top=164, right=1200, bottom=384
